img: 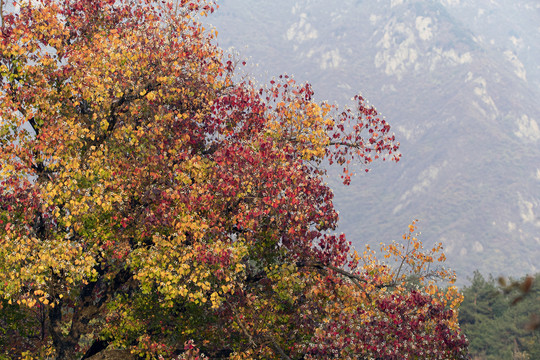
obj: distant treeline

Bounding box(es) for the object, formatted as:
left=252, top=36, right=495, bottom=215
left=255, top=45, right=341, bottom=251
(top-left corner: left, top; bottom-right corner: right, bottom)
left=459, top=272, right=540, bottom=360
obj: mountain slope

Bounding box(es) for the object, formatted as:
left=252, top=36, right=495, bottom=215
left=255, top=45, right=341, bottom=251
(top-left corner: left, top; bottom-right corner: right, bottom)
left=205, top=0, right=540, bottom=283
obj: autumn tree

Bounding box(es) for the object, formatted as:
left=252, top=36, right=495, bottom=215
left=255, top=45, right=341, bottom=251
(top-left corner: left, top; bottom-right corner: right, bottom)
left=0, top=0, right=468, bottom=359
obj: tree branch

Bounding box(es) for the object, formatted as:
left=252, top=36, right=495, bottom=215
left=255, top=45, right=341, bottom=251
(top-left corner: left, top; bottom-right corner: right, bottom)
left=296, top=260, right=392, bottom=300
left=266, top=334, right=293, bottom=360
left=231, top=305, right=257, bottom=348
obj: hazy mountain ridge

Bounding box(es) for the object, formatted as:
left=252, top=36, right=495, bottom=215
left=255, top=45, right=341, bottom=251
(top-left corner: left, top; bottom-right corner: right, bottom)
left=206, top=0, right=540, bottom=284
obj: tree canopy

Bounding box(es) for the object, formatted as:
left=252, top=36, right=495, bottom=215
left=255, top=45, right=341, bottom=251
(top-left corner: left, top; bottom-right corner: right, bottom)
left=1, top=0, right=468, bottom=359
left=459, top=272, right=540, bottom=360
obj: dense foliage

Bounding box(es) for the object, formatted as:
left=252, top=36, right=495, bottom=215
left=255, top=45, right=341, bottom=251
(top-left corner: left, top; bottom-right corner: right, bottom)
left=459, top=272, right=540, bottom=360
left=1, top=0, right=468, bottom=358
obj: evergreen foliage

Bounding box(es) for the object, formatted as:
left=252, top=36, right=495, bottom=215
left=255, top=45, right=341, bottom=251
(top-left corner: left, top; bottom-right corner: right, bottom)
left=459, top=272, right=540, bottom=360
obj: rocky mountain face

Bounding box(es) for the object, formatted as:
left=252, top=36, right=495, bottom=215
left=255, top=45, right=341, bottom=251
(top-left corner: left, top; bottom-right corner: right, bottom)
left=205, top=0, right=540, bottom=284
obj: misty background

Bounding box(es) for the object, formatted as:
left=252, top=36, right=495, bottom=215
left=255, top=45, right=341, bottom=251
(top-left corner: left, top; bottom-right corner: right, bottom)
left=203, top=0, right=540, bottom=285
